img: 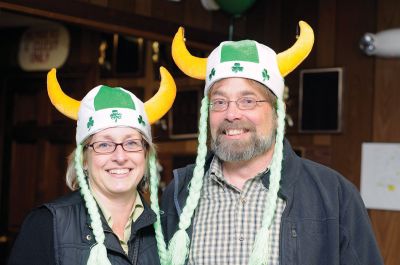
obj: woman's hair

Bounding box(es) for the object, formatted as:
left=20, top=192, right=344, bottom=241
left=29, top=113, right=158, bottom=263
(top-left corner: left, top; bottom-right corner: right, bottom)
left=65, top=129, right=155, bottom=192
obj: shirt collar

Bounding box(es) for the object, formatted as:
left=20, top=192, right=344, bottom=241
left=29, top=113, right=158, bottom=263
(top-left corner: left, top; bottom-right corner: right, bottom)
left=90, top=185, right=144, bottom=227
left=209, top=156, right=269, bottom=187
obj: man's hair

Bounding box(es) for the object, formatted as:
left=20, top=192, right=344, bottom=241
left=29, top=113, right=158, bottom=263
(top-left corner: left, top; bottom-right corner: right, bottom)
left=65, top=130, right=155, bottom=193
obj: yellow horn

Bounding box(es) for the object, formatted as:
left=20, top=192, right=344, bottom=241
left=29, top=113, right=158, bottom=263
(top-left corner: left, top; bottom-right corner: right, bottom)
left=277, top=21, right=314, bottom=77
left=47, top=68, right=80, bottom=120
left=172, top=27, right=207, bottom=80
left=144, top=67, right=176, bottom=124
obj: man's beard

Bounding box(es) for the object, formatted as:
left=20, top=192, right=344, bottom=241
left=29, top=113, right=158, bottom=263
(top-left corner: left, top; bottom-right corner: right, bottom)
left=211, top=120, right=276, bottom=162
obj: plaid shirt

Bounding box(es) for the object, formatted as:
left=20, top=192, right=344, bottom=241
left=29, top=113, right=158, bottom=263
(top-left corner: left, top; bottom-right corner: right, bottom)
left=189, top=157, right=286, bottom=265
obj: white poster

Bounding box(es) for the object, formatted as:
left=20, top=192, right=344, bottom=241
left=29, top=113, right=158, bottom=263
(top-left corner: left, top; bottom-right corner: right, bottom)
left=360, top=143, right=400, bottom=211
left=18, top=23, right=70, bottom=71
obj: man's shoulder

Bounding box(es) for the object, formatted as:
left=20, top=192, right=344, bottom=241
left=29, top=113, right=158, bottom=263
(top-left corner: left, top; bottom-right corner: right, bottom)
left=163, top=163, right=196, bottom=196
left=298, top=157, right=358, bottom=195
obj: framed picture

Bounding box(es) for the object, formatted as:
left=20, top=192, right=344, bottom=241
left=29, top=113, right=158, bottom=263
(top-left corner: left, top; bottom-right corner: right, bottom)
left=298, top=67, right=343, bottom=133
left=99, top=33, right=145, bottom=78
left=152, top=41, right=209, bottom=81
left=168, top=86, right=202, bottom=139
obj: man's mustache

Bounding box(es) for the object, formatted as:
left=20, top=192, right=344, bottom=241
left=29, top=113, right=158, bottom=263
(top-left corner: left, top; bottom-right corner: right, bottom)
left=216, top=120, right=256, bottom=135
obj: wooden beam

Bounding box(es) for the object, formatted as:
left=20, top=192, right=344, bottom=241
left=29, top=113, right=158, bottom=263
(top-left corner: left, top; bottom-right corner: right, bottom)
left=0, top=0, right=225, bottom=49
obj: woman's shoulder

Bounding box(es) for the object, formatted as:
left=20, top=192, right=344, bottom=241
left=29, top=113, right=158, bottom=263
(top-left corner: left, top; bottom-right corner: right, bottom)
left=45, top=190, right=83, bottom=208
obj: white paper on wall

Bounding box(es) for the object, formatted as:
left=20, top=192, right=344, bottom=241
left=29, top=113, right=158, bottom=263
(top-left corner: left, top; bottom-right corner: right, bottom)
left=360, top=143, right=400, bottom=211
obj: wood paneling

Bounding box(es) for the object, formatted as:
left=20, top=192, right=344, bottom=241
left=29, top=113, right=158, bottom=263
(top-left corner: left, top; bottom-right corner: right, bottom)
left=333, top=0, right=376, bottom=186
left=0, top=0, right=399, bottom=263
left=374, top=59, right=400, bottom=141
left=369, top=1, right=400, bottom=264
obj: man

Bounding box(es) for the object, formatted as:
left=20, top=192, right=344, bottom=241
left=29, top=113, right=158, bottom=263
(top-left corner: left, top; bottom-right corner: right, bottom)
left=155, top=21, right=383, bottom=265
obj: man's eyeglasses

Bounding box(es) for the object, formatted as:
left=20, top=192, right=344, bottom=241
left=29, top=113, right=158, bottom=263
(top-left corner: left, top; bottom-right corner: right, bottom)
left=86, top=139, right=145, bottom=154
left=209, top=97, right=269, bottom=112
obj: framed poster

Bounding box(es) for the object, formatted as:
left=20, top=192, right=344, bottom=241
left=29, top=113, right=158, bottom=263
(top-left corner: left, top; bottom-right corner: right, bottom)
left=360, top=142, right=400, bottom=211
left=299, top=68, right=343, bottom=133
left=168, top=86, right=202, bottom=139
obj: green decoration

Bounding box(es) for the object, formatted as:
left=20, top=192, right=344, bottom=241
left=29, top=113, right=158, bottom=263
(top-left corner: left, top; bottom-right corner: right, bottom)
left=262, top=69, right=270, bottom=81
left=216, top=0, right=258, bottom=16
left=110, top=110, right=122, bottom=122
left=209, top=68, right=216, bottom=80
left=87, top=117, right=94, bottom=130
left=138, top=115, right=146, bottom=126
left=94, top=86, right=136, bottom=110
left=232, top=63, right=243, bottom=73
left=221, top=40, right=259, bottom=63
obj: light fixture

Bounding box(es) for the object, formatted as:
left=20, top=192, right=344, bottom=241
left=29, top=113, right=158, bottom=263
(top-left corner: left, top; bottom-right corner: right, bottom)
left=360, top=28, right=400, bottom=58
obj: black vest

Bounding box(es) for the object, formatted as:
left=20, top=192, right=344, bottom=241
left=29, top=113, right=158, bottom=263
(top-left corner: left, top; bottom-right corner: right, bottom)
left=44, top=191, right=161, bottom=265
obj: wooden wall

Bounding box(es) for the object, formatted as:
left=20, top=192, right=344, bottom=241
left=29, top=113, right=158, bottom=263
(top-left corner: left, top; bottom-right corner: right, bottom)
left=0, top=0, right=399, bottom=264
left=370, top=1, right=400, bottom=264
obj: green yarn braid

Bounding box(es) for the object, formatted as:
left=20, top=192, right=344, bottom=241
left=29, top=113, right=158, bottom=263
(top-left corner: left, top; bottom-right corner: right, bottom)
left=248, top=98, right=286, bottom=265
left=74, top=145, right=112, bottom=265
left=149, top=150, right=169, bottom=265
left=168, top=96, right=209, bottom=265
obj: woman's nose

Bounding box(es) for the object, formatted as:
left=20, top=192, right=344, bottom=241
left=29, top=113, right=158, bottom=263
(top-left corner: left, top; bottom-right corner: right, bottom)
left=112, top=144, right=128, bottom=162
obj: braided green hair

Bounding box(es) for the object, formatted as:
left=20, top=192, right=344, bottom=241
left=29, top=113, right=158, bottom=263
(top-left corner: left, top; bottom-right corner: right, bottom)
left=74, top=145, right=112, bottom=265
left=149, top=150, right=169, bottom=264
left=150, top=97, right=209, bottom=265
left=248, top=97, right=285, bottom=265
left=167, top=96, right=209, bottom=265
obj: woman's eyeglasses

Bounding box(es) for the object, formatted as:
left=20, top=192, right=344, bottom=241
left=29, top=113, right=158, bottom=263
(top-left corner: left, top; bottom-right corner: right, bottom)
left=86, top=139, right=145, bottom=154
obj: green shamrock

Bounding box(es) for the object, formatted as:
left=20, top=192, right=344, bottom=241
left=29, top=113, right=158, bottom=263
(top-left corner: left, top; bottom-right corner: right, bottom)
left=262, top=69, right=270, bottom=81
left=138, top=115, right=146, bottom=126
left=232, top=63, right=243, bottom=73
left=87, top=117, right=94, bottom=130
left=209, top=68, right=216, bottom=80
left=110, top=110, right=122, bottom=122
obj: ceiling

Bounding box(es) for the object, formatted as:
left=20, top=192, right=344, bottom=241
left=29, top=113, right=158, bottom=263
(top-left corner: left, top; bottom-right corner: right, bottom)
left=0, top=9, right=51, bottom=28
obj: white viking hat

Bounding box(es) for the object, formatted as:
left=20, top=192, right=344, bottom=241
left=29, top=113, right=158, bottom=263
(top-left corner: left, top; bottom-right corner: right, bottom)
left=205, top=40, right=284, bottom=97
left=76, top=85, right=151, bottom=144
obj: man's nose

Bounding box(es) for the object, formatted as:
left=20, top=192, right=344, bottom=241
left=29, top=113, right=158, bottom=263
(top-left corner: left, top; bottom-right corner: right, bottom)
left=225, top=101, right=242, bottom=121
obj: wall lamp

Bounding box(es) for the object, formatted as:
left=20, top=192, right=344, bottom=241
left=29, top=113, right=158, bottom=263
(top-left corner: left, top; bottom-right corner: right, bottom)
left=360, top=28, right=400, bottom=58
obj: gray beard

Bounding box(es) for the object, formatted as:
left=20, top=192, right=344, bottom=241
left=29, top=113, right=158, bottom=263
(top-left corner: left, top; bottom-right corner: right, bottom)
left=211, top=131, right=275, bottom=162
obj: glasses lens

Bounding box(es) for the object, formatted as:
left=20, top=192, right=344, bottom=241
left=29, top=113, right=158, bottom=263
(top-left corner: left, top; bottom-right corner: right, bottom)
left=93, top=142, right=115, bottom=153
left=238, top=98, right=256, bottom=110
left=123, top=140, right=143, bottom=152
left=210, top=99, right=227, bottom=111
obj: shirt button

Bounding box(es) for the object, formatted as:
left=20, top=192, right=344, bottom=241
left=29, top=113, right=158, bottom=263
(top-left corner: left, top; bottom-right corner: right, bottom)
left=86, top=234, right=92, bottom=241
left=239, top=236, right=244, bottom=241
left=240, top=197, right=246, bottom=204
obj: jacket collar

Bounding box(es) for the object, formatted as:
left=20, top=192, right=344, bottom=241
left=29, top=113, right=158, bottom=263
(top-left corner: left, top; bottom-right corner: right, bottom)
left=84, top=192, right=157, bottom=234
left=260, top=138, right=301, bottom=200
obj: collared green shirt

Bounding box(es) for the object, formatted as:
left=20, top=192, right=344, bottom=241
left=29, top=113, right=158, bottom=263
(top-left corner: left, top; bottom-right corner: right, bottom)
left=92, top=189, right=144, bottom=254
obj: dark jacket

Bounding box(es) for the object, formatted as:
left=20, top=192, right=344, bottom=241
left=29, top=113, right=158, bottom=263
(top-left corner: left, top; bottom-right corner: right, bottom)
left=8, top=191, right=160, bottom=265
left=160, top=139, right=384, bottom=265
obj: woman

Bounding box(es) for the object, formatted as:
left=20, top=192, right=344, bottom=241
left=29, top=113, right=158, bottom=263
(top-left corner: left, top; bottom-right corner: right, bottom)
left=8, top=67, right=175, bottom=265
